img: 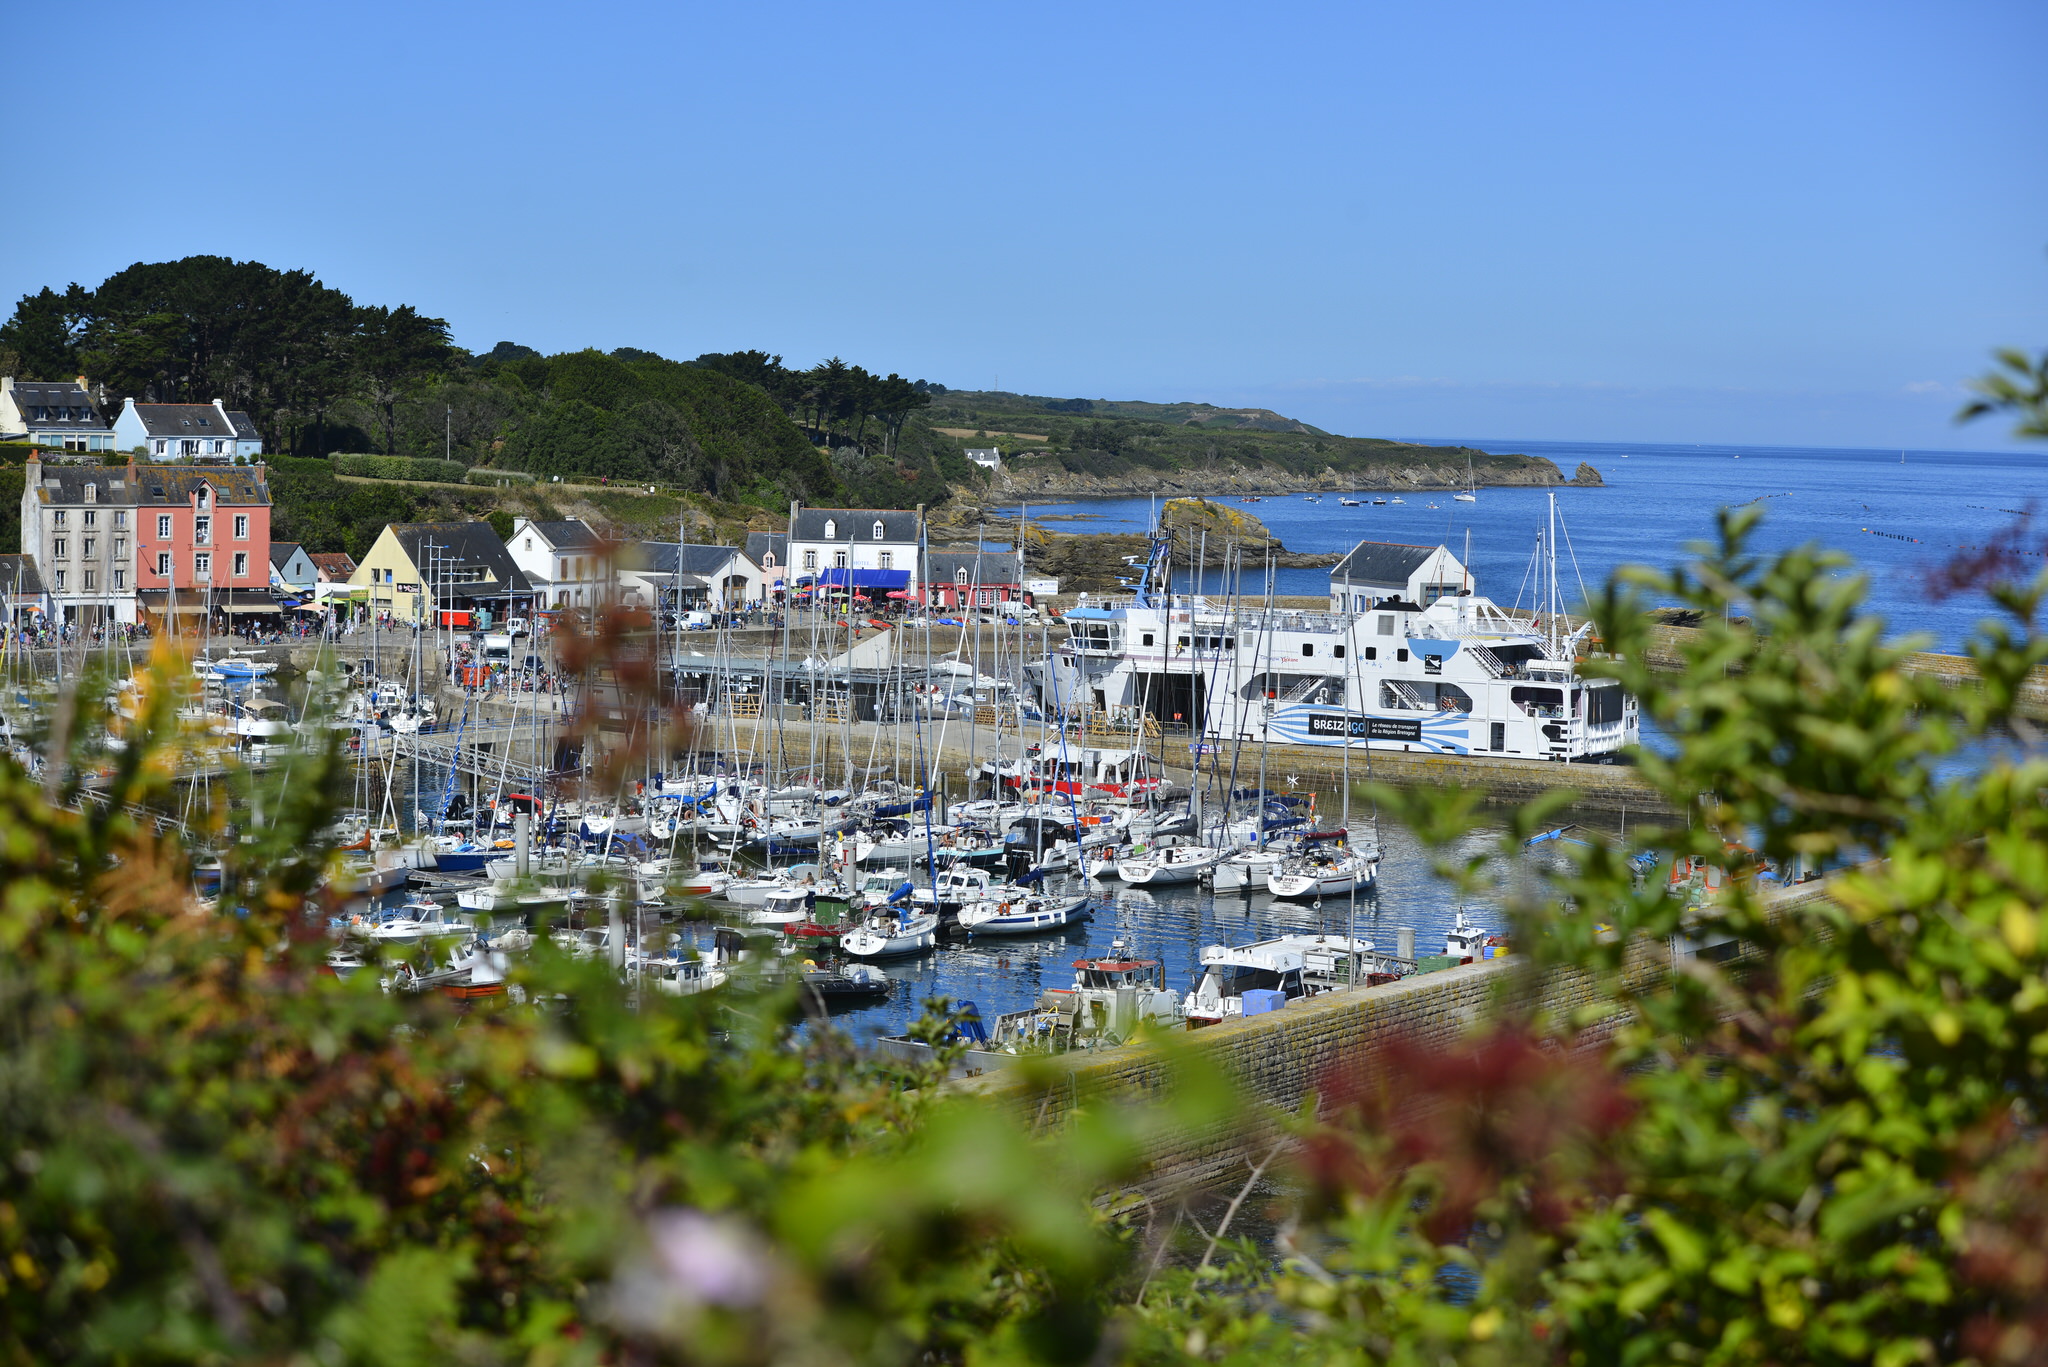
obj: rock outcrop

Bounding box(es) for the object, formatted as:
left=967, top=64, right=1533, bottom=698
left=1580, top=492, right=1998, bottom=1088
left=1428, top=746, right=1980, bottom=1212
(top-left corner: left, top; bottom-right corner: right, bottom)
left=1570, top=462, right=1605, bottom=486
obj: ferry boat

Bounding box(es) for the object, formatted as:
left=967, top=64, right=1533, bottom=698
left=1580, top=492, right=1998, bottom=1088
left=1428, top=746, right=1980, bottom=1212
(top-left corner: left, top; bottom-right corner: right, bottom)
left=1032, top=503, right=1638, bottom=763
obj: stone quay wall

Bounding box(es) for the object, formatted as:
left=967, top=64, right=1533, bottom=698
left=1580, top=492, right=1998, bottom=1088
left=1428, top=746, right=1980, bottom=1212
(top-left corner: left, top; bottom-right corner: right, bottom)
left=961, top=878, right=1836, bottom=1196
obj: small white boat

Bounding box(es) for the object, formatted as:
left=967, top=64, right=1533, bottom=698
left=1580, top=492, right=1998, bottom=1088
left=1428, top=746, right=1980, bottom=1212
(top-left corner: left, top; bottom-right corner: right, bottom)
left=1184, top=934, right=1379, bottom=1024
left=1338, top=497, right=1362, bottom=507
left=1209, top=846, right=1285, bottom=892
left=841, top=909, right=939, bottom=959
left=1445, top=908, right=1489, bottom=959
left=1266, top=839, right=1378, bottom=899
left=956, top=892, right=1092, bottom=936
left=637, top=953, right=728, bottom=996
left=1117, top=843, right=1223, bottom=886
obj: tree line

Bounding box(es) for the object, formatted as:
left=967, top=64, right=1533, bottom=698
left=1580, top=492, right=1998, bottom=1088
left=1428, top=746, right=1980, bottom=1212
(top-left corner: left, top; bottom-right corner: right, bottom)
left=0, top=256, right=969, bottom=511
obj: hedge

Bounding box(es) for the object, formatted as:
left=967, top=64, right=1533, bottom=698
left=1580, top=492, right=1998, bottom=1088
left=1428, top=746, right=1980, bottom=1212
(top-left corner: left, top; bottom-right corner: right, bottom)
left=330, top=453, right=467, bottom=483
left=464, top=468, right=535, bottom=486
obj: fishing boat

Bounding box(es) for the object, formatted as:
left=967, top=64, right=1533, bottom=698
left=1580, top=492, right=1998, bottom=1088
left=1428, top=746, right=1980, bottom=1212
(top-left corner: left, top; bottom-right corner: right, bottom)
left=1183, top=934, right=1381, bottom=1024
left=1445, top=908, right=1490, bottom=959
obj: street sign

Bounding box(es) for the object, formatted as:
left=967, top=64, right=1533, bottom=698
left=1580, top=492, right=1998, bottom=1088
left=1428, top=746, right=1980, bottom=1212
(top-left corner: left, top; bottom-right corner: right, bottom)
left=1190, top=742, right=1219, bottom=755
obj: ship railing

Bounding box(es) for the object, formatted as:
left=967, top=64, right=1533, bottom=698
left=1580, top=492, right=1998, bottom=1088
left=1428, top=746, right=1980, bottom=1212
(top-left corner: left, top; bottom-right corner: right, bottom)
left=1382, top=679, right=1430, bottom=711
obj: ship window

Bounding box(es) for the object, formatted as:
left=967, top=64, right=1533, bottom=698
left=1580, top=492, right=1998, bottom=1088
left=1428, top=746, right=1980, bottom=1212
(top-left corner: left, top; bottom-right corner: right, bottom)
left=1364, top=647, right=1376, bottom=660
left=1177, top=635, right=1189, bottom=647
left=1377, top=615, right=1394, bottom=635
left=1141, top=633, right=1153, bottom=646
left=1396, top=648, right=1409, bottom=662
left=1333, top=645, right=1345, bottom=658
left=1301, top=643, right=1313, bottom=657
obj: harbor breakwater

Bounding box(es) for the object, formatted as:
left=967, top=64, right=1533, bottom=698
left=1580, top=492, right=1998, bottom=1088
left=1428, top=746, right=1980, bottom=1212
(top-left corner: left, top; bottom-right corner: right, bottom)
left=958, top=878, right=1834, bottom=1197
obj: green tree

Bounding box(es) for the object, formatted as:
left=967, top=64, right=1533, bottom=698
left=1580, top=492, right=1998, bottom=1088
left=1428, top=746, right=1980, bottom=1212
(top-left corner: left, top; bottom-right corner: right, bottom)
left=350, top=304, right=454, bottom=455
left=0, top=284, right=92, bottom=377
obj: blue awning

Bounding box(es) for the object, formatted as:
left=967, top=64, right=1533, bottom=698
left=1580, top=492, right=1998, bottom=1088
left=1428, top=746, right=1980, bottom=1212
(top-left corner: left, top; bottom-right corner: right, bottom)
left=817, top=568, right=911, bottom=590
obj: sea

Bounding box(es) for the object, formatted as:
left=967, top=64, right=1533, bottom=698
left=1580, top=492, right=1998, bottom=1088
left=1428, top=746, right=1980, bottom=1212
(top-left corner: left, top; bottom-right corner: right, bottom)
left=818, top=438, right=2048, bottom=1042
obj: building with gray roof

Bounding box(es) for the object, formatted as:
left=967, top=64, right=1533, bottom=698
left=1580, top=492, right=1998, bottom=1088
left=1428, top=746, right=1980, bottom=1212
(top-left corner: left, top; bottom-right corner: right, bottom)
left=1327, top=540, right=1469, bottom=612
left=0, top=378, right=115, bottom=454
left=111, top=398, right=264, bottom=460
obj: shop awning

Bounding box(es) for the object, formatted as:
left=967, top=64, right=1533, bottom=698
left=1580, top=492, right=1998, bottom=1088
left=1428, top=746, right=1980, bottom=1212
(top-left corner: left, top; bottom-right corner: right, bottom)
left=137, top=588, right=208, bottom=615
left=817, top=568, right=911, bottom=590
left=219, top=591, right=282, bottom=614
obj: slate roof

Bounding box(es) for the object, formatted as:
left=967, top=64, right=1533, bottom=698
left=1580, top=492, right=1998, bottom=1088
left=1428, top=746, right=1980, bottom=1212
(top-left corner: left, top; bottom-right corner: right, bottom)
left=0, top=554, right=46, bottom=596
left=743, top=532, right=787, bottom=569
left=631, top=542, right=754, bottom=577
left=269, top=541, right=303, bottom=569
left=133, top=465, right=271, bottom=506
left=29, top=465, right=138, bottom=506
left=223, top=410, right=261, bottom=441
left=791, top=508, right=921, bottom=543
left=923, top=550, right=1023, bottom=583
left=522, top=519, right=603, bottom=551
left=1329, top=540, right=1449, bottom=589
left=385, top=522, right=532, bottom=594
left=126, top=404, right=237, bottom=438
left=6, top=380, right=108, bottom=430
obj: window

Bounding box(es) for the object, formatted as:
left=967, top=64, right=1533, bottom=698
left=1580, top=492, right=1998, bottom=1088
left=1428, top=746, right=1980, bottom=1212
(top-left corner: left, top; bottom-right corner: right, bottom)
left=52, top=511, right=66, bottom=527
left=1377, top=614, right=1395, bottom=636
left=1302, top=643, right=1314, bottom=657
left=114, top=512, right=127, bottom=529
left=83, top=484, right=97, bottom=504
left=1364, top=647, right=1377, bottom=660
left=878, top=551, right=892, bottom=570
left=53, top=571, right=64, bottom=591
left=234, top=552, right=248, bottom=578
left=82, top=539, right=95, bottom=558
left=157, top=515, right=172, bottom=539
left=1334, top=645, right=1346, bottom=658
left=195, top=553, right=211, bottom=580
left=1396, top=648, right=1409, bottom=662
left=112, top=569, right=125, bottom=590
left=233, top=515, right=248, bottom=540
left=956, top=568, right=970, bottom=585
left=113, top=538, right=125, bottom=558
left=1141, top=632, right=1154, bottom=646
left=978, top=590, right=992, bottom=606
left=194, top=516, right=210, bottom=544
left=823, top=519, right=837, bottom=539
left=153, top=440, right=166, bottom=456
left=872, top=521, right=885, bottom=540
left=53, top=539, right=67, bottom=558
left=761, top=552, right=775, bottom=568
left=83, top=511, right=96, bottom=527
left=802, top=550, right=817, bottom=571
left=833, top=551, right=848, bottom=569
left=196, top=487, right=209, bottom=510
left=156, top=553, right=170, bottom=576
left=82, top=570, right=95, bottom=591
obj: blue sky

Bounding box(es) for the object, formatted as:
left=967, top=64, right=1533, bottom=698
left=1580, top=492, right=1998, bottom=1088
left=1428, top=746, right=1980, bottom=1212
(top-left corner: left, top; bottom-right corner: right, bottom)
left=9, top=0, right=2045, bottom=449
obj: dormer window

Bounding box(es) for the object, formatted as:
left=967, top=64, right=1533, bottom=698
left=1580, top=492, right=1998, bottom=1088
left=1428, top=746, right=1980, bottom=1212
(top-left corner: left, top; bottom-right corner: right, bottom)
left=823, top=518, right=837, bottom=539
left=955, top=568, right=969, bottom=585
left=83, top=484, right=96, bottom=503
left=196, top=487, right=210, bottom=510
left=872, top=521, right=885, bottom=540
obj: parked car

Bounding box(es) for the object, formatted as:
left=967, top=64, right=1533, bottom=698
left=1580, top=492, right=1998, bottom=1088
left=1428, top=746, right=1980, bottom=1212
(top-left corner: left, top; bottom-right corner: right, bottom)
left=505, top=617, right=529, bottom=637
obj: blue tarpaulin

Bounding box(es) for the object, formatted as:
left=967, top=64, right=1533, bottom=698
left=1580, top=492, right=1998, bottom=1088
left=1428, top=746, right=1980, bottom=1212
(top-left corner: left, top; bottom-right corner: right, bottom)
left=817, top=568, right=912, bottom=590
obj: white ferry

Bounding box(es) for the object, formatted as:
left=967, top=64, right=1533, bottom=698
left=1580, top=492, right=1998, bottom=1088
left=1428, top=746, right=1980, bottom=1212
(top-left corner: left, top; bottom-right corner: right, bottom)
left=1033, top=504, right=1638, bottom=763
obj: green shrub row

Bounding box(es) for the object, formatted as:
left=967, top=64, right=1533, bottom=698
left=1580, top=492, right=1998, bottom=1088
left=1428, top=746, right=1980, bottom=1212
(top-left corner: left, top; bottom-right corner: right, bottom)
left=330, top=453, right=467, bottom=483
left=463, top=467, right=535, bottom=486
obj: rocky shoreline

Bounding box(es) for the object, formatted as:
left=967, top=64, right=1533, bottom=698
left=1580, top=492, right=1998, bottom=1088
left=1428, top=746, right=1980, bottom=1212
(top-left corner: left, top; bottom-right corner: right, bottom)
left=962, top=454, right=1603, bottom=502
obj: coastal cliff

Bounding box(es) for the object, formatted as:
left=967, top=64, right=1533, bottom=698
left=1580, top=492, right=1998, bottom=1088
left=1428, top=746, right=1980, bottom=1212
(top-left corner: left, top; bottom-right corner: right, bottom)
left=961, top=451, right=1600, bottom=501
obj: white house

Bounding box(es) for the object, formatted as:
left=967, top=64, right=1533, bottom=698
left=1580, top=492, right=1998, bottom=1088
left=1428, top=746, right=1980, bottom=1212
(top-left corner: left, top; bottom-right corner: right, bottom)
left=505, top=518, right=613, bottom=610
left=0, top=378, right=116, bottom=453
left=1327, top=541, right=1470, bottom=613
left=269, top=541, right=318, bottom=592
left=618, top=543, right=768, bottom=610
left=112, top=399, right=263, bottom=460
left=964, top=447, right=1001, bottom=471
left=788, top=505, right=922, bottom=601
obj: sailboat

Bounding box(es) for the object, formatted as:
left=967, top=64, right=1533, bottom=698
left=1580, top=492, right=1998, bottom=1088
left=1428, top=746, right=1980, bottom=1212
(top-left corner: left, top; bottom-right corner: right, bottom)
left=1453, top=453, right=1477, bottom=503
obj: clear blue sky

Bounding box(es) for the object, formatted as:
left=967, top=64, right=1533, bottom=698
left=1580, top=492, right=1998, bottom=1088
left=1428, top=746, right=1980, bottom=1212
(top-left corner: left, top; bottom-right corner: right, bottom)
left=9, top=0, right=2045, bottom=450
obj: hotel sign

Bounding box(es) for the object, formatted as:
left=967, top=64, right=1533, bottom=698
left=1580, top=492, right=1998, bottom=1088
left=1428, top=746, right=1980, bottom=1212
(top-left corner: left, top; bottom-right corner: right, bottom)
left=1307, top=714, right=1422, bottom=743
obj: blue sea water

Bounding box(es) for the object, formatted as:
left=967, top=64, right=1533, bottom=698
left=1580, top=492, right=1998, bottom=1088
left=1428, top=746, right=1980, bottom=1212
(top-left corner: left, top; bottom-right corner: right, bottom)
left=1004, top=438, right=2048, bottom=654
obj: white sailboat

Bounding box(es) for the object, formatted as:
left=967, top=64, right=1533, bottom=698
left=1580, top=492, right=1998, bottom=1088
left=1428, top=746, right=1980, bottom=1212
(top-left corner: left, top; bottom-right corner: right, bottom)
left=1454, top=453, right=1478, bottom=502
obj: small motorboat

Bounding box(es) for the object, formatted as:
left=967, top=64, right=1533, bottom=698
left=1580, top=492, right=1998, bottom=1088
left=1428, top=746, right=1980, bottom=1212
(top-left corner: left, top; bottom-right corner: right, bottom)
left=1445, top=908, right=1489, bottom=959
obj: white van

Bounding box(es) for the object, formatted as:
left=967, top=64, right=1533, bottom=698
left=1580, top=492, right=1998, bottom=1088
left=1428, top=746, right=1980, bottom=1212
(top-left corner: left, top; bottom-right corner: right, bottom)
left=482, top=633, right=514, bottom=662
